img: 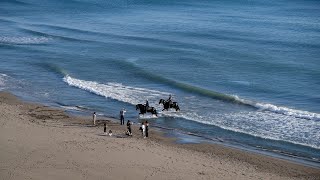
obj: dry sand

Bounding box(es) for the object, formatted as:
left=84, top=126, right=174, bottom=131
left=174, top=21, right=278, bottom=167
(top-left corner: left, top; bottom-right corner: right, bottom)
left=0, top=92, right=319, bottom=180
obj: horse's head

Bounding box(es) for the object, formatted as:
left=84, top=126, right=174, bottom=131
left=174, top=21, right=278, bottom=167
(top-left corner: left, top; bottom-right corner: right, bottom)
left=175, top=105, right=180, bottom=111
left=136, top=104, right=139, bottom=110
left=151, top=108, right=157, bottom=116
left=159, top=99, right=163, bottom=104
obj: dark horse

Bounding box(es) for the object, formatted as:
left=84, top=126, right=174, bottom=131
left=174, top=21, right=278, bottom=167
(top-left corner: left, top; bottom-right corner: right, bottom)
left=136, top=104, right=157, bottom=116
left=159, top=99, right=180, bottom=111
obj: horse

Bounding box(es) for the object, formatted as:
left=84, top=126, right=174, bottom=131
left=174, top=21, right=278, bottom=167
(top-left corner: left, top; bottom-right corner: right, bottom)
left=136, top=104, right=158, bottom=116
left=159, top=99, right=180, bottom=111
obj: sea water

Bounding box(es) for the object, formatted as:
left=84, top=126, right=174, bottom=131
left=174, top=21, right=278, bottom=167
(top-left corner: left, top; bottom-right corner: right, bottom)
left=0, top=0, right=319, bottom=166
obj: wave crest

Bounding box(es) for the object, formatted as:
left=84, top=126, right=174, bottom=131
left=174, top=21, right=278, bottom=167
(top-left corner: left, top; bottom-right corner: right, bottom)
left=63, top=75, right=169, bottom=105
left=233, top=96, right=320, bottom=121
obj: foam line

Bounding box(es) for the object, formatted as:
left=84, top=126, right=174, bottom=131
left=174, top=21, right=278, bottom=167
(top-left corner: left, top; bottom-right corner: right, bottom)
left=233, top=96, right=320, bottom=121
left=63, top=75, right=169, bottom=105
left=175, top=111, right=320, bottom=149
left=0, top=74, right=8, bottom=87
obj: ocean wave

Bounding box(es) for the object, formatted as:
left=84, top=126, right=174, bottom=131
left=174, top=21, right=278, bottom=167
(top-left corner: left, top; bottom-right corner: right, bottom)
left=61, top=59, right=320, bottom=122
left=59, top=59, right=320, bottom=122
left=113, top=60, right=243, bottom=103
left=20, top=28, right=96, bottom=43
left=0, top=73, right=8, bottom=87
left=63, top=75, right=170, bottom=106
left=0, top=0, right=29, bottom=5
left=233, top=96, right=320, bottom=121
left=175, top=111, right=320, bottom=150
left=145, top=68, right=320, bottom=121
left=0, top=18, right=18, bottom=25
left=0, top=36, right=51, bottom=45
left=29, top=23, right=193, bottom=49
left=30, top=23, right=106, bottom=37
left=35, top=63, right=68, bottom=77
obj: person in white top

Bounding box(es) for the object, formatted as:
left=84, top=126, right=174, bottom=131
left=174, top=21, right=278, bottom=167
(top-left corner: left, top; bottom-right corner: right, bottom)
left=93, top=112, right=96, bottom=125
left=141, top=122, right=146, bottom=138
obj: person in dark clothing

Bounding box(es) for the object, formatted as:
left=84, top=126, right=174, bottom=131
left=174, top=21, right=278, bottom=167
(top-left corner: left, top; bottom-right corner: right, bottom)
left=103, top=122, right=107, bottom=134
left=145, top=99, right=149, bottom=110
left=120, top=108, right=126, bottom=125
left=167, top=94, right=173, bottom=108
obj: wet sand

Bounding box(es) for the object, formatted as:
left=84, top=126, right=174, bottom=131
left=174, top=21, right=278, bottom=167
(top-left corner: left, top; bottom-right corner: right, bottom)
left=0, top=92, right=319, bottom=180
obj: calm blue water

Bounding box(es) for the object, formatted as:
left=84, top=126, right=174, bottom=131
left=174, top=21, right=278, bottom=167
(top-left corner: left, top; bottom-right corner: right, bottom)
left=1, top=0, right=320, bottom=165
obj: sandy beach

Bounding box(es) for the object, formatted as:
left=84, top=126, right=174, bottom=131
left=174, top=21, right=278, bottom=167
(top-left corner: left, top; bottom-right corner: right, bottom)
left=0, top=92, right=319, bottom=180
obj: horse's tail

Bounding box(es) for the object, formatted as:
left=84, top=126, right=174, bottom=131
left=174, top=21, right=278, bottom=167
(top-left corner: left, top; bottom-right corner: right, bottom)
left=136, top=104, right=139, bottom=110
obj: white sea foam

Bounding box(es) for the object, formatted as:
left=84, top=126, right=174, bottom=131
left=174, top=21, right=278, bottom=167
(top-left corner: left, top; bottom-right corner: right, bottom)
left=60, top=105, right=83, bottom=111
left=175, top=111, right=320, bottom=149
left=155, top=102, right=320, bottom=149
left=231, top=80, right=251, bottom=86
left=63, top=75, right=170, bottom=106
left=233, top=95, right=320, bottom=121
left=138, top=114, right=158, bottom=119
left=0, top=73, right=8, bottom=89
left=0, top=36, right=51, bottom=44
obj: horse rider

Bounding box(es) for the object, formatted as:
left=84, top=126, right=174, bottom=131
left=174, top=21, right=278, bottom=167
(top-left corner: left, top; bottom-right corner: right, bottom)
left=145, top=99, right=149, bottom=111
left=167, top=94, right=173, bottom=107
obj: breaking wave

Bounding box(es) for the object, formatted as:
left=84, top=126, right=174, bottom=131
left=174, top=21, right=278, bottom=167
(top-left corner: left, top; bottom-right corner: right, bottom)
left=63, top=75, right=170, bottom=105
left=0, top=74, right=8, bottom=90
left=233, top=96, right=320, bottom=121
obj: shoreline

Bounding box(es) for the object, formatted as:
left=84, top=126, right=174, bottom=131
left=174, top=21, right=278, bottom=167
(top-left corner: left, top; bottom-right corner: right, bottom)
left=159, top=126, right=320, bottom=169
left=1, top=91, right=319, bottom=179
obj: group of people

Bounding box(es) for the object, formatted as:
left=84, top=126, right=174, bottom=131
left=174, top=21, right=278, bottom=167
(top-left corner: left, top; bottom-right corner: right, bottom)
left=92, top=109, right=150, bottom=138
left=125, top=120, right=149, bottom=138
left=92, top=95, right=174, bottom=138
left=120, top=109, right=149, bottom=138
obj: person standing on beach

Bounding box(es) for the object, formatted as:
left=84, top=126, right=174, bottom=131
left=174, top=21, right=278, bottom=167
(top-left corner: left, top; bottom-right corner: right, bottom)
left=145, top=121, right=149, bottom=138
left=127, top=120, right=132, bottom=136
left=120, top=108, right=126, bottom=125
left=141, top=122, right=146, bottom=138
left=93, top=112, right=96, bottom=125
left=103, top=122, right=107, bottom=134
